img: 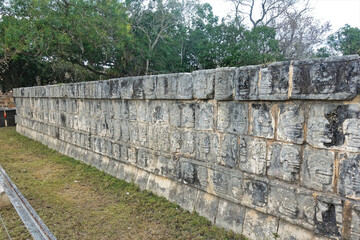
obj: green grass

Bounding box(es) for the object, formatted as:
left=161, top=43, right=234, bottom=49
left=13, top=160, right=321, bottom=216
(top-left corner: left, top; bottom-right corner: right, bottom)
left=0, top=127, right=246, bottom=240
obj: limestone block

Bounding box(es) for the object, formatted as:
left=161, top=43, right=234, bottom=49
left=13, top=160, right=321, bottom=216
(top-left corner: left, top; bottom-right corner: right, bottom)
left=234, top=65, right=259, bottom=100
left=338, top=153, right=360, bottom=200
left=149, top=125, right=170, bottom=152
left=136, top=101, right=151, bottom=122
left=250, top=103, right=275, bottom=139
left=239, top=136, right=267, bottom=175
left=215, top=67, right=236, bottom=100
left=180, top=131, right=196, bottom=156
left=217, top=102, right=248, bottom=134
left=178, top=158, right=207, bottom=190
left=129, top=121, right=139, bottom=145
left=109, top=79, right=120, bottom=99
left=277, top=103, right=305, bottom=144
left=242, top=176, right=269, bottom=210
left=259, top=62, right=289, bottom=100
left=315, top=196, right=343, bottom=238
left=169, top=103, right=181, bottom=127
left=307, top=103, right=360, bottom=151
left=170, top=130, right=181, bottom=153
left=277, top=220, right=314, bottom=240
left=169, top=103, right=195, bottom=128
left=268, top=183, right=298, bottom=220
left=119, top=78, right=134, bottom=99
left=195, top=132, right=219, bottom=163
left=168, top=182, right=197, bottom=212
left=209, top=169, right=230, bottom=196
left=147, top=174, right=172, bottom=199
left=153, top=154, right=177, bottom=180
left=137, top=149, right=155, bottom=171
left=101, top=80, right=111, bottom=98
left=150, top=102, right=169, bottom=125
left=242, top=209, right=279, bottom=240
left=351, top=205, right=360, bottom=240
left=104, top=158, right=119, bottom=177
left=267, top=142, right=301, bottom=182
left=156, top=74, right=177, bottom=99
left=291, top=55, right=359, bottom=100
left=134, top=169, right=150, bottom=190
left=192, top=69, right=215, bottom=99
left=195, top=103, right=214, bottom=130
left=132, top=76, right=144, bottom=99
left=143, top=75, right=156, bottom=99
left=120, top=121, right=130, bottom=142
left=301, top=146, right=334, bottom=192
left=112, top=143, right=120, bottom=160
left=177, top=73, right=193, bottom=99
left=219, top=134, right=239, bottom=168
left=137, top=123, right=148, bottom=147
left=216, top=199, right=245, bottom=234
left=194, top=191, right=219, bottom=224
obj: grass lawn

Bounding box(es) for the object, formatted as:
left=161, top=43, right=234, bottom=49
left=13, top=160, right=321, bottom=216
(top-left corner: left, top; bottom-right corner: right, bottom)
left=0, top=127, right=245, bottom=240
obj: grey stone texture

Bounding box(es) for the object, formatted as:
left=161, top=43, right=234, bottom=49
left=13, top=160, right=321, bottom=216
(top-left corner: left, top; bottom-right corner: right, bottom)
left=14, top=55, right=360, bottom=240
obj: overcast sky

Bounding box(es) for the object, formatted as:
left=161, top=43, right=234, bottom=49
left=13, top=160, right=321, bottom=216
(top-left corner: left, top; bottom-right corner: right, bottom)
left=203, top=0, right=360, bottom=32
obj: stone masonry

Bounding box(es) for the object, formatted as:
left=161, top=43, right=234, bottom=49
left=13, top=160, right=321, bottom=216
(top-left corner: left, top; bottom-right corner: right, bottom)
left=13, top=55, right=360, bottom=239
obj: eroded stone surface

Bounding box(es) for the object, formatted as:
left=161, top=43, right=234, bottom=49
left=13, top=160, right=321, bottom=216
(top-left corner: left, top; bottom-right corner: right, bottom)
left=217, top=102, right=248, bottom=134
left=192, top=69, right=214, bottom=99
left=291, top=56, right=359, bottom=100
left=277, top=103, right=305, bottom=144
left=242, top=209, right=279, bottom=240
left=250, top=103, right=275, bottom=139
left=301, top=146, right=334, bottom=192
left=239, top=136, right=267, bottom=175
left=351, top=205, right=360, bottom=240
left=315, top=196, right=343, bottom=238
left=216, top=199, right=245, bottom=234
left=338, top=153, right=360, bottom=200
left=215, top=68, right=236, bottom=100
left=268, top=142, right=301, bottom=182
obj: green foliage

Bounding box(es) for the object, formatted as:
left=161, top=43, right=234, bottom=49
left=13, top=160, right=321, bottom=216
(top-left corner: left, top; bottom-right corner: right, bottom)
left=328, top=24, right=360, bottom=55
left=0, top=0, right=288, bottom=90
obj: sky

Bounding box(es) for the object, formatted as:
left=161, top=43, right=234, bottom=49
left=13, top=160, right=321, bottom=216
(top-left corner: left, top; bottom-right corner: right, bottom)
left=202, top=0, right=360, bottom=32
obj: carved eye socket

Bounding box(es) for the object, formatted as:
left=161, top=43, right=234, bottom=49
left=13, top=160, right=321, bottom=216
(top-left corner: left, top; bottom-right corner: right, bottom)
left=319, top=160, right=326, bottom=166
left=318, top=123, right=324, bottom=128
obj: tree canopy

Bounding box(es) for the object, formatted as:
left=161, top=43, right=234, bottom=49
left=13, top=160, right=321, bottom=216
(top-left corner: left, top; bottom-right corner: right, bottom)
left=0, top=0, right=352, bottom=91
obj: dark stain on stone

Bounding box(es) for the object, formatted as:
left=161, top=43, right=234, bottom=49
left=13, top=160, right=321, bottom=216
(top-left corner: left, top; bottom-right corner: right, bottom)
left=133, top=79, right=144, bottom=99
left=246, top=180, right=268, bottom=207
left=315, top=203, right=340, bottom=237
left=60, top=113, right=66, bottom=127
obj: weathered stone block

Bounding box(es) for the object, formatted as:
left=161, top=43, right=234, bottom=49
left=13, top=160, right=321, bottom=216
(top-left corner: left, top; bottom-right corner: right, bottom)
left=277, top=220, right=314, bottom=240
left=291, top=55, right=359, bottom=100
left=315, top=196, right=343, bottom=238
left=216, top=199, right=245, bottom=234
left=137, top=149, right=154, bottom=171
left=219, top=134, right=239, bottom=168
left=150, top=102, right=169, bottom=125
left=195, top=103, right=214, bottom=130
left=109, top=79, right=120, bottom=98
left=192, top=69, right=215, bottom=99
left=168, top=182, right=197, bottom=212
left=250, top=103, right=275, bottom=139
left=301, top=147, right=334, bottom=192
left=234, top=65, right=259, bottom=100
left=215, top=67, right=236, bottom=100
left=143, top=75, right=156, bottom=99
left=267, top=142, right=301, bottom=182
left=169, top=103, right=181, bottom=127
left=268, top=183, right=298, bottom=220
left=338, top=153, right=360, bottom=200
left=156, top=74, right=177, bottom=99
left=351, top=205, right=360, bottom=240
left=242, top=175, right=269, bottom=209
left=178, top=159, right=207, bottom=189
left=177, top=73, right=193, bottom=99
left=210, top=169, right=229, bottom=195
left=277, top=103, right=305, bottom=144
left=132, top=76, right=144, bottom=99
left=154, top=154, right=177, bottom=179
left=301, top=146, right=334, bottom=192
left=307, top=103, right=360, bottom=151
left=119, top=78, right=134, bottom=99
left=239, top=136, right=267, bottom=175
left=147, top=174, right=172, bottom=199
left=259, top=62, right=289, bottom=100
left=180, top=131, right=195, bottom=156
left=217, top=102, right=248, bottom=134
left=194, top=191, right=219, bottom=224
left=195, top=132, right=219, bottom=163
left=134, top=169, right=150, bottom=190
left=242, top=209, right=279, bottom=240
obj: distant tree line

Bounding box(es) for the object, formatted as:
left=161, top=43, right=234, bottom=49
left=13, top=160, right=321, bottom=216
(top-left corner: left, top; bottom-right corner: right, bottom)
left=0, top=0, right=359, bottom=91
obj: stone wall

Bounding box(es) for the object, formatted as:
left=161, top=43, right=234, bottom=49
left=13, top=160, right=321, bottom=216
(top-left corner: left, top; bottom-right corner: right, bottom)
left=13, top=55, right=360, bottom=239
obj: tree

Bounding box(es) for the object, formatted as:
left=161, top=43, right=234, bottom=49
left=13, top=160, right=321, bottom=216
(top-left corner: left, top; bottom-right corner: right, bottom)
left=328, top=24, right=360, bottom=55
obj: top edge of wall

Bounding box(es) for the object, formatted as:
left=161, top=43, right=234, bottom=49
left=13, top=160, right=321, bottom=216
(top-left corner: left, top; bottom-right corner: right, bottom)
left=13, top=55, right=360, bottom=101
